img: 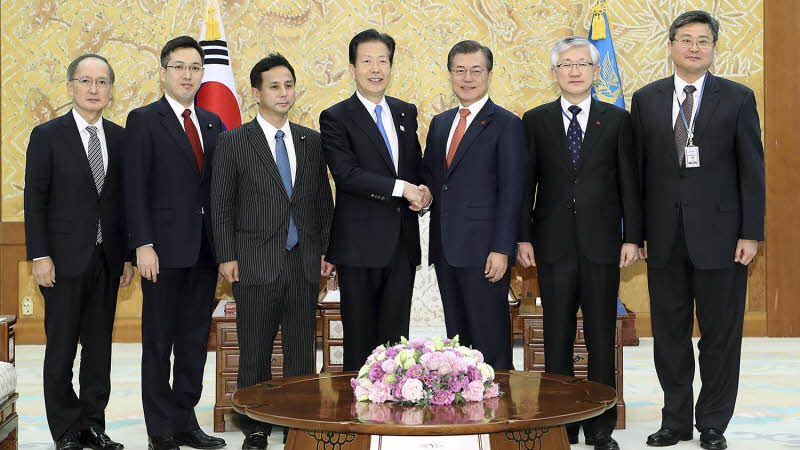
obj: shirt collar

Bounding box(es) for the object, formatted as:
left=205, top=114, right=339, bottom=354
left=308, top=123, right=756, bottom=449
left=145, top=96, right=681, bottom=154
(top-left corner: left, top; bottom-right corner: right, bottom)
left=355, top=90, right=389, bottom=115
left=674, top=72, right=707, bottom=95
left=164, top=93, right=195, bottom=118
left=71, top=108, right=104, bottom=132
left=559, top=95, right=592, bottom=115
left=459, top=93, right=489, bottom=117
left=256, top=113, right=291, bottom=141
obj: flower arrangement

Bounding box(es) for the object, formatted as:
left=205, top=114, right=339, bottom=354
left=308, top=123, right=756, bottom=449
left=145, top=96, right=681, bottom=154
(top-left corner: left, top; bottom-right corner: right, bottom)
left=350, top=336, right=501, bottom=406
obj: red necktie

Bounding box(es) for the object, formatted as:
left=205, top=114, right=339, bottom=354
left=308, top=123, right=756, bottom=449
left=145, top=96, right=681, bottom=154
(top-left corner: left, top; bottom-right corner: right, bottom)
left=446, top=109, right=471, bottom=168
left=182, top=109, right=203, bottom=172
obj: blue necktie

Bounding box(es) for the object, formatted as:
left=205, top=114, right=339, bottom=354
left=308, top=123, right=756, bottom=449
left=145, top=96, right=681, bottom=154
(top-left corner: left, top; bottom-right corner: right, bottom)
left=567, top=105, right=582, bottom=167
left=374, top=104, right=394, bottom=164
left=275, top=130, right=298, bottom=250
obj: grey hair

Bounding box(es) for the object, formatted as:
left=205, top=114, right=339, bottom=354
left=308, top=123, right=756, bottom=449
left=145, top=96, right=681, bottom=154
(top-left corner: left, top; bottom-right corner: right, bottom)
left=669, top=10, right=720, bottom=43
left=66, top=54, right=115, bottom=84
left=550, top=36, right=600, bottom=67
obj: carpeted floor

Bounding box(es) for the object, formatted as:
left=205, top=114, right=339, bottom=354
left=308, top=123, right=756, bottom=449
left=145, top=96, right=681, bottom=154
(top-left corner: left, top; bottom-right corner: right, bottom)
left=15, top=337, right=800, bottom=449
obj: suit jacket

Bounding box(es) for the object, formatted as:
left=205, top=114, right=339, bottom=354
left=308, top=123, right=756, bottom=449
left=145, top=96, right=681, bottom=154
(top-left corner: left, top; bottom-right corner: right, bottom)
left=631, top=73, right=765, bottom=270
left=124, top=96, right=222, bottom=268
left=24, top=111, right=128, bottom=278
left=211, top=118, right=334, bottom=285
left=422, top=98, right=526, bottom=267
left=320, top=93, right=422, bottom=268
left=520, top=98, right=642, bottom=265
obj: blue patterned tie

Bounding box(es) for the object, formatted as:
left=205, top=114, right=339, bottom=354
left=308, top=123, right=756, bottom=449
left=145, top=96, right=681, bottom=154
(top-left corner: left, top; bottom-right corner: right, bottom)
left=567, top=105, right=582, bottom=167
left=275, top=130, right=298, bottom=250
left=374, top=104, right=394, bottom=164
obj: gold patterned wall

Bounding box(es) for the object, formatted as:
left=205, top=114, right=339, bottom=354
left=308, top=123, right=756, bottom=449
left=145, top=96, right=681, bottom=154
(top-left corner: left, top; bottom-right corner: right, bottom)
left=1, top=0, right=763, bottom=222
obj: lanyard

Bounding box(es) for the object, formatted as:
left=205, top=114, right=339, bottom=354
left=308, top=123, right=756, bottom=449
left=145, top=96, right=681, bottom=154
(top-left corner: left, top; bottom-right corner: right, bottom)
left=562, top=108, right=584, bottom=139
left=674, top=74, right=707, bottom=145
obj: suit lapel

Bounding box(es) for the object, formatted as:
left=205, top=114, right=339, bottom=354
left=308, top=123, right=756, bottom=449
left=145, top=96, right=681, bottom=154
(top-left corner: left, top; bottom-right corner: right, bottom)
left=691, top=72, right=720, bottom=144
left=386, top=97, right=406, bottom=178
left=657, top=76, right=679, bottom=168
left=60, top=112, right=97, bottom=195
left=447, top=98, right=495, bottom=175
left=435, top=108, right=458, bottom=177
left=196, top=107, right=217, bottom=181
left=290, top=122, right=308, bottom=198
left=545, top=99, right=572, bottom=172
left=100, top=118, right=120, bottom=198
left=346, top=94, right=397, bottom=177
left=246, top=119, right=288, bottom=199
left=577, top=99, right=607, bottom=172
left=157, top=96, right=201, bottom=175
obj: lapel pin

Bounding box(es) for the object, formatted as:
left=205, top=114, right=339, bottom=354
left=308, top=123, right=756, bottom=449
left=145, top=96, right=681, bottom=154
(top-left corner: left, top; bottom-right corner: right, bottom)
left=481, top=120, right=487, bottom=126
left=595, top=121, right=601, bottom=125
left=207, top=123, right=213, bottom=128
left=300, top=135, right=306, bottom=140
left=401, top=112, right=405, bottom=117
left=400, top=125, right=405, bottom=132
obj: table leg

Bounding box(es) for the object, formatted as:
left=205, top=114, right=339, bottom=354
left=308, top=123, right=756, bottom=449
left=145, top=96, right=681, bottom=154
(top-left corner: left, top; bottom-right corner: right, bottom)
left=213, top=406, right=227, bottom=432
left=285, top=429, right=370, bottom=450
left=489, top=425, right=569, bottom=449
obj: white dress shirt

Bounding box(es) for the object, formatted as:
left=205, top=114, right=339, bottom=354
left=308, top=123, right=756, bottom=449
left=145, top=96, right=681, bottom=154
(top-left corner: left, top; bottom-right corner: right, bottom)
left=355, top=91, right=404, bottom=197
left=165, top=93, right=205, bottom=151
left=445, top=93, right=490, bottom=153
left=559, top=95, right=592, bottom=139
left=672, top=72, right=706, bottom=134
left=256, top=113, right=296, bottom=185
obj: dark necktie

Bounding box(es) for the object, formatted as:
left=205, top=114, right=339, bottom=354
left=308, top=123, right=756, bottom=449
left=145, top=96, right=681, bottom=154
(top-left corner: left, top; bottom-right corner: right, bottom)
left=86, top=125, right=104, bottom=243
left=182, top=109, right=204, bottom=172
left=673, top=84, right=697, bottom=166
left=447, top=109, right=471, bottom=168
left=567, top=105, right=582, bottom=167
left=275, top=130, right=298, bottom=250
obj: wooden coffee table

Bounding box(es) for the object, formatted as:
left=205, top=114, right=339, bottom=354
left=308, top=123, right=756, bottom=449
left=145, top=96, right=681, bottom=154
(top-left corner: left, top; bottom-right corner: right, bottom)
left=232, top=370, right=616, bottom=449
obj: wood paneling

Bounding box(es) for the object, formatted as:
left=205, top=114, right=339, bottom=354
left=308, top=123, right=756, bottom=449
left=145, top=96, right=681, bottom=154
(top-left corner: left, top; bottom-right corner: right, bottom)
left=765, top=0, right=800, bottom=336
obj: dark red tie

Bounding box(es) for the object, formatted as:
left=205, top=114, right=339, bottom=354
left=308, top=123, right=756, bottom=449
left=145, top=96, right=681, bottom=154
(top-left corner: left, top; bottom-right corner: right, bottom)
left=182, top=109, right=203, bottom=172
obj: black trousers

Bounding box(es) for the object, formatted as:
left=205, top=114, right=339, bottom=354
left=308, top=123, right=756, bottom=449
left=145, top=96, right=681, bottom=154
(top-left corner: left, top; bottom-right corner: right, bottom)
left=233, top=247, right=318, bottom=435
left=338, top=241, right=415, bottom=371
left=42, top=245, right=119, bottom=441
left=141, top=231, right=217, bottom=436
left=537, top=233, right=619, bottom=437
left=648, top=223, right=747, bottom=433
left=433, top=258, right=514, bottom=370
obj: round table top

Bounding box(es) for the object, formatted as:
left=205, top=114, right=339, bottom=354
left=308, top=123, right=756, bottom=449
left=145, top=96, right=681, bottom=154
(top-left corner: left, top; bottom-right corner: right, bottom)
left=231, top=370, right=616, bottom=436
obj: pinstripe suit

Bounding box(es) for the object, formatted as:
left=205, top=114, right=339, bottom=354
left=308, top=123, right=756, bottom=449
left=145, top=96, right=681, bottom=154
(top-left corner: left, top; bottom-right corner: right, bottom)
left=211, top=118, right=333, bottom=436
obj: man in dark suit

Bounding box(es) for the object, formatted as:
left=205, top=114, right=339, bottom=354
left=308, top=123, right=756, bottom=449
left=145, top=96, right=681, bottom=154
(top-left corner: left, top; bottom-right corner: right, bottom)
left=517, top=37, right=642, bottom=450
left=631, top=11, right=765, bottom=450
left=124, top=36, right=226, bottom=450
left=320, top=29, right=429, bottom=371
left=421, top=40, right=526, bottom=370
left=25, top=54, right=132, bottom=450
left=211, top=53, right=334, bottom=449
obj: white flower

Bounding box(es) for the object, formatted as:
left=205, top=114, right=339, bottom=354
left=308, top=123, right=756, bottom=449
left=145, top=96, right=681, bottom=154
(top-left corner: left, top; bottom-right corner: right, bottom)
left=477, top=363, right=495, bottom=381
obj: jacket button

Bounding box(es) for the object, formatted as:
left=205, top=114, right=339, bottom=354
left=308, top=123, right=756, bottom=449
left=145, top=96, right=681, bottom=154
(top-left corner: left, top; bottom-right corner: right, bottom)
left=679, top=174, right=686, bottom=180
left=395, top=207, right=401, bottom=213
left=443, top=185, right=448, bottom=191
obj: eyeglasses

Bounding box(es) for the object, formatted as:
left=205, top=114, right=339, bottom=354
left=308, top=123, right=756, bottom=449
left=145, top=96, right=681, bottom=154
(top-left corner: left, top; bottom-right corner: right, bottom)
left=555, top=62, right=594, bottom=72
left=450, top=68, right=487, bottom=78
left=673, top=38, right=714, bottom=50
left=165, top=64, right=204, bottom=73
left=70, top=77, right=112, bottom=89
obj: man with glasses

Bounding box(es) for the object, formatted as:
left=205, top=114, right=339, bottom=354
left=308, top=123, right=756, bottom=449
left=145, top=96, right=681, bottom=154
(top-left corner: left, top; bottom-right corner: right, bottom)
left=631, top=11, right=764, bottom=449
left=517, top=36, right=642, bottom=450
left=124, top=36, right=226, bottom=450
left=25, top=53, right=133, bottom=450
left=421, top=40, right=526, bottom=370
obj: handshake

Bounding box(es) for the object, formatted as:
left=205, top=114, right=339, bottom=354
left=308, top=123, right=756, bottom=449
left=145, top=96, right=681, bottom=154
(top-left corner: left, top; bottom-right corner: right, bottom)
left=403, top=182, right=432, bottom=212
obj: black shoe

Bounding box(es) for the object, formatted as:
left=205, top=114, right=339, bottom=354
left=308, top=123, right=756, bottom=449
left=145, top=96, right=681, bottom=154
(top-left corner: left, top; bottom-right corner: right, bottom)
left=700, top=428, right=727, bottom=450
left=242, top=432, right=268, bottom=450
left=56, top=431, right=83, bottom=450
left=174, top=429, right=227, bottom=449
left=83, top=427, right=124, bottom=450
left=590, top=432, right=620, bottom=450
left=148, top=434, right=179, bottom=450
left=568, top=433, right=579, bottom=444
left=646, top=428, right=693, bottom=446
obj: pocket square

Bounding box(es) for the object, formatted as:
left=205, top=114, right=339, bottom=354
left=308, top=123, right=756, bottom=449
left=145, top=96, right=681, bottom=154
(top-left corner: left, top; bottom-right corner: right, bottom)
left=399, top=125, right=405, bottom=132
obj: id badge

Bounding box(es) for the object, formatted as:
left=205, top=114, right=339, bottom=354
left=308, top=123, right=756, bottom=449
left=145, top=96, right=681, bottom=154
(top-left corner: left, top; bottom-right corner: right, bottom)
left=684, top=146, right=700, bottom=168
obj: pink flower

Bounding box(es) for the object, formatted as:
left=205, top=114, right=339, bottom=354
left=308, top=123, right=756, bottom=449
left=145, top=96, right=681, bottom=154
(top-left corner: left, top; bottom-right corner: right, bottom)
left=451, top=358, right=468, bottom=373
left=484, top=383, right=500, bottom=399
left=471, top=349, right=484, bottom=363
left=408, top=338, right=427, bottom=349
left=368, top=363, right=384, bottom=382
left=368, top=381, right=391, bottom=403
left=381, top=358, right=396, bottom=374
left=437, top=362, right=453, bottom=376
left=462, top=380, right=485, bottom=402
left=385, top=347, right=399, bottom=358
left=424, top=353, right=445, bottom=371
left=405, top=364, right=424, bottom=379
left=401, top=378, right=424, bottom=402
left=467, top=365, right=482, bottom=382
left=432, top=389, right=455, bottom=405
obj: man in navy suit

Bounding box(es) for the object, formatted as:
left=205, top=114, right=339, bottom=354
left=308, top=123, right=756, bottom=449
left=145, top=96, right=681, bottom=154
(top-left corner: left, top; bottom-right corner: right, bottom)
left=421, top=40, right=526, bottom=370
left=124, top=36, right=225, bottom=450
left=320, top=29, right=429, bottom=371
left=25, top=53, right=132, bottom=450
